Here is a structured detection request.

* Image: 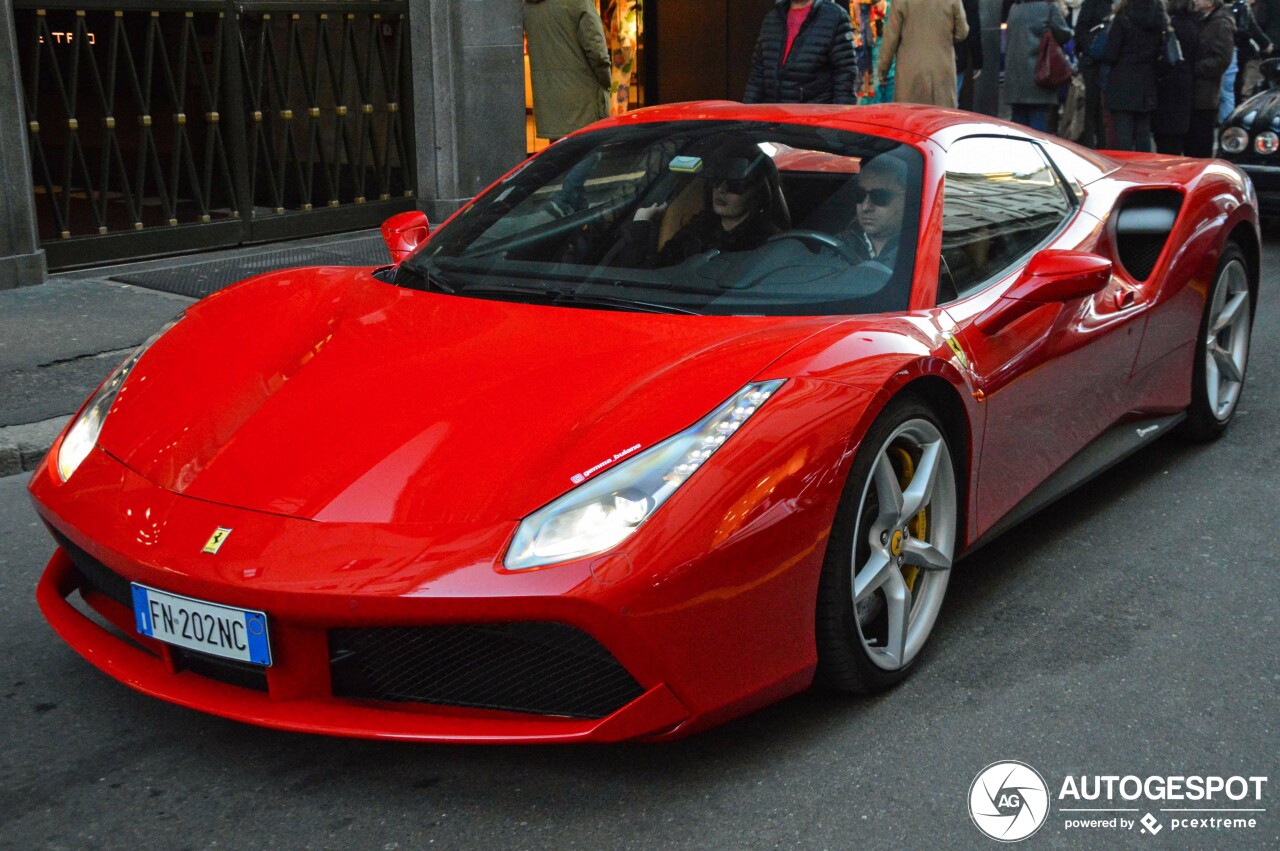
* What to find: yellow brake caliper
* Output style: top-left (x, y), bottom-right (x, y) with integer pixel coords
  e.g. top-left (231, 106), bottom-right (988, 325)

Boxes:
top-left (891, 446), bottom-right (927, 593)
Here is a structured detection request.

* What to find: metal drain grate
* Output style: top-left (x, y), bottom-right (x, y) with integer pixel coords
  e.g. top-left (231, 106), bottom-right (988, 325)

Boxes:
top-left (110, 235), bottom-right (389, 299)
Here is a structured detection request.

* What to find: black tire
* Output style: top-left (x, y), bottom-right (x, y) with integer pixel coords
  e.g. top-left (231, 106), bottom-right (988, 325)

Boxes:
top-left (1180, 241), bottom-right (1254, 442)
top-left (815, 396), bottom-right (959, 694)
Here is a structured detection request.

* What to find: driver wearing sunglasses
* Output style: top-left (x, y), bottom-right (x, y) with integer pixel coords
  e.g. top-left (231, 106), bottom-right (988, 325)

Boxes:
top-left (849, 154), bottom-right (907, 268)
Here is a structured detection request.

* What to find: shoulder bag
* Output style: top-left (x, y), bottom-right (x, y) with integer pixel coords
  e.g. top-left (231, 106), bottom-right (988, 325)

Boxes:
top-left (1036, 29), bottom-right (1073, 88)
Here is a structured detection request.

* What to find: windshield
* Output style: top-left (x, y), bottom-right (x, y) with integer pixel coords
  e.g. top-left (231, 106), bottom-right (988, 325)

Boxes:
top-left (408, 120), bottom-right (924, 316)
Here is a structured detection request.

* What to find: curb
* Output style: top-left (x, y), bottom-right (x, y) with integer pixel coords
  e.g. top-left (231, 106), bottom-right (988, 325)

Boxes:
top-left (0, 416), bottom-right (68, 478)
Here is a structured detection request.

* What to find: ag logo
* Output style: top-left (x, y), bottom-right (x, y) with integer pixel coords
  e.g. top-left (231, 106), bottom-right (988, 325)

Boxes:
top-left (969, 761), bottom-right (1050, 842)
top-left (202, 527), bottom-right (232, 554)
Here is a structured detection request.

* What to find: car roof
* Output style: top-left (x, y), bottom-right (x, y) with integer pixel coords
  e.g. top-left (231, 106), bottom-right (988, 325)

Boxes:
top-left (575, 101), bottom-right (1124, 199)
top-left (592, 101), bottom-right (1007, 143)
top-left (591, 101), bottom-right (1118, 168)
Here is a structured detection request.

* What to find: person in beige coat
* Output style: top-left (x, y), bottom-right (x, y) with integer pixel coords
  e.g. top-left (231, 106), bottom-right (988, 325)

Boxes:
top-left (877, 0), bottom-right (971, 107)
top-left (524, 0), bottom-right (612, 140)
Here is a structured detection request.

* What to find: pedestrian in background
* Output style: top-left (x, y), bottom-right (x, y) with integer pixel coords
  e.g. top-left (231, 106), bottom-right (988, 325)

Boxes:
top-left (744, 0), bottom-right (858, 105)
top-left (876, 0), bottom-right (969, 107)
top-left (1215, 0), bottom-right (1264, 119)
top-left (1155, 0), bottom-right (1203, 153)
top-left (1005, 0), bottom-right (1074, 131)
top-left (524, 0), bottom-right (612, 141)
top-left (1075, 0), bottom-right (1113, 147)
top-left (603, 0), bottom-right (639, 116)
top-left (1257, 0), bottom-right (1280, 54)
top-left (1233, 0), bottom-right (1273, 99)
top-left (956, 0), bottom-right (985, 109)
top-left (1187, 0), bottom-right (1237, 155)
top-left (1104, 0), bottom-right (1170, 150)
top-left (1047, 0), bottom-right (1083, 136)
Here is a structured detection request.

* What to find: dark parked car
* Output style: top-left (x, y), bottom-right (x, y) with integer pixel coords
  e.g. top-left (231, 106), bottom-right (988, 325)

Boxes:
top-left (1220, 58), bottom-right (1280, 214)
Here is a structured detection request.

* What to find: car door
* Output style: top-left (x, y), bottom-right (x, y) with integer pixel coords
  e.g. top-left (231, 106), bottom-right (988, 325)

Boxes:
top-left (935, 136), bottom-right (1146, 537)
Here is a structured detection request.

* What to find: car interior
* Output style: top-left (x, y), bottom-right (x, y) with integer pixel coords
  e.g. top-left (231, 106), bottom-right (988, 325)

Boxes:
top-left (416, 124), bottom-right (926, 316)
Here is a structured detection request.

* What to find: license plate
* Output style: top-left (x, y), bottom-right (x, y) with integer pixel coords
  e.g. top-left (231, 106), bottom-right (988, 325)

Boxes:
top-left (131, 583), bottom-right (271, 666)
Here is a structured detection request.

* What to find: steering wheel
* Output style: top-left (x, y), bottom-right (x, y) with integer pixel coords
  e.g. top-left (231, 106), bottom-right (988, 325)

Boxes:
top-left (766, 229), bottom-right (861, 264)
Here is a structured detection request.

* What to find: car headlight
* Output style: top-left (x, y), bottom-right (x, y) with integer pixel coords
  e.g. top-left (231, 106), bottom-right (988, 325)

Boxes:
top-left (57, 316), bottom-right (182, 481)
top-left (1220, 127), bottom-right (1249, 154)
top-left (505, 380), bottom-right (785, 569)
top-left (1254, 131), bottom-right (1279, 155)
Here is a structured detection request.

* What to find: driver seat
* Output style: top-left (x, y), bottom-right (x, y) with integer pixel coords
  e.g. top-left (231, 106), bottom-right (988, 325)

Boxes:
top-left (657, 177), bottom-right (706, 252)
top-left (765, 177), bottom-right (792, 234)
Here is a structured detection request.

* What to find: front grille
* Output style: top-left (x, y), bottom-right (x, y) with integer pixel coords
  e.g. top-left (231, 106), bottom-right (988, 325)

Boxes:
top-left (329, 623), bottom-right (645, 719)
top-left (52, 530), bottom-right (132, 609)
top-left (51, 530), bottom-right (268, 692)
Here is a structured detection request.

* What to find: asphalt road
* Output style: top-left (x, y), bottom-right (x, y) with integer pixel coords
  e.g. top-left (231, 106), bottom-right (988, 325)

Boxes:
top-left (2, 237), bottom-right (1278, 850)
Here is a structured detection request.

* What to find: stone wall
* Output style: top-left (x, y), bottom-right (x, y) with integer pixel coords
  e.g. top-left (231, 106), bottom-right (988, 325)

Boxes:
top-left (0, 1), bottom-right (46, 289)
top-left (410, 0), bottom-right (526, 223)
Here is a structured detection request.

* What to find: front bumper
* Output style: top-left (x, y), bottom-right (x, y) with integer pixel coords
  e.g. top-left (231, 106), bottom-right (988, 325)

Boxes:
top-left (29, 423), bottom-right (836, 742)
top-left (37, 549), bottom-right (689, 743)
top-left (29, 447), bottom-right (698, 743)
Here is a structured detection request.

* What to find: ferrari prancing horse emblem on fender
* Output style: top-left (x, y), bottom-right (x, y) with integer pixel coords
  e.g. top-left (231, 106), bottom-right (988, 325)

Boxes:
top-left (945, 334), bottom-right (970, 370)
top-left (202, 527), bottom-right (232, 554)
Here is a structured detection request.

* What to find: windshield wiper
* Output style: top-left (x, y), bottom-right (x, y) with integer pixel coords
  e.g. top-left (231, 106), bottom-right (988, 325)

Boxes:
top-left (456, 282), bottom-right (701, 315)
top-left (457, 282), bottom-right (560, 301)
top-left (553, 290), bottom-right (701, 315)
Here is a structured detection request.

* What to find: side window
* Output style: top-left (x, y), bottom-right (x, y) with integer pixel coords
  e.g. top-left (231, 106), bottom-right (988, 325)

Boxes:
top-left (939, 137), bottom-right (1073, 299)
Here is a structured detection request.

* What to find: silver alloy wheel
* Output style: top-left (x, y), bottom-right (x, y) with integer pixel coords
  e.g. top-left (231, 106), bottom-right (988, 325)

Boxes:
top-left (1204, 258), bottom-right (1252, 422)
top-left (850, 419), bottom-right (957, 671)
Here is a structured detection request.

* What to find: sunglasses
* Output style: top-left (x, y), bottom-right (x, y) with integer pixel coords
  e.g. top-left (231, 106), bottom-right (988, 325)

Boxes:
top-left (854, 187), bottom-right (900, 207)
top-left (706, 157), bottom-right (760, 195)
top-left (711, 176), bottom-right (751, 194)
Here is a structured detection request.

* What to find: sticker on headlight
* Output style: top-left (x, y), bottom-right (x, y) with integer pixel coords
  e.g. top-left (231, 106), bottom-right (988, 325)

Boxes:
top-left (572, 442), bottom-right (643, 484)
top-left (507, 381), bottom-right (784, 569)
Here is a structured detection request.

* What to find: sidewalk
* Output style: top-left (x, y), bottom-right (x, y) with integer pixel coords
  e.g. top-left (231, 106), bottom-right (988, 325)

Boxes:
top-left (0, 230), bottom-right (385, 477)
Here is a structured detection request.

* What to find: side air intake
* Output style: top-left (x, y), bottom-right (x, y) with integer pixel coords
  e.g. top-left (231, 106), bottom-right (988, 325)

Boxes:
top-left (1113, 190), bottom-right (1182, 282)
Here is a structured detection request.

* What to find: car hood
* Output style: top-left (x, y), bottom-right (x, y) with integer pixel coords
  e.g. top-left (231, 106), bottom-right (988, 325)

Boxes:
top-left (100, 267), bottom-right (838, 524)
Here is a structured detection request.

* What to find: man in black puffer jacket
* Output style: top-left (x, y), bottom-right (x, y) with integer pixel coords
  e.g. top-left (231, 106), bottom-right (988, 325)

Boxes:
top-left (744, 0), bottom-right (858, 104)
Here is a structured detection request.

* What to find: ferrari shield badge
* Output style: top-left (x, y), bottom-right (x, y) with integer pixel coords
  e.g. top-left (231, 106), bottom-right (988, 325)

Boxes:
top-left (202, 527), bottom-right (233, 554)
top-left (945, 334), bottom-right (970, 370)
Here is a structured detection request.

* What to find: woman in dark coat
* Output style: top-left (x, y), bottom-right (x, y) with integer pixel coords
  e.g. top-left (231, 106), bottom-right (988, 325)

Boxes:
top-left (1005, 0), bottom-right (1074, 130)
top-left (955, 0), bottom-right (985, 108)
top-left (1076, 0), bottom-right (1117, 148)
top-left (1155, 0), bottom-right (1203, 152)
top-left (1105, 0), bottom-right (1171, 150)
top-left (1187, 0), bottom-right (1238, 156)
top-left (612, 137), bottom-right (789, 268)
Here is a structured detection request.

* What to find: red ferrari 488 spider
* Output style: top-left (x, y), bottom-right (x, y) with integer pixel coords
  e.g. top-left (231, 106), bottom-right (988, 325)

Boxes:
top-left (30, 103), bottom-right (1257, 742)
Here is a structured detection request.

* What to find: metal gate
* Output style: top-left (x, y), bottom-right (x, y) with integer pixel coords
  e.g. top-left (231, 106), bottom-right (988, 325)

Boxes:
top-left (13, 0), bottom-right (415, 269)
